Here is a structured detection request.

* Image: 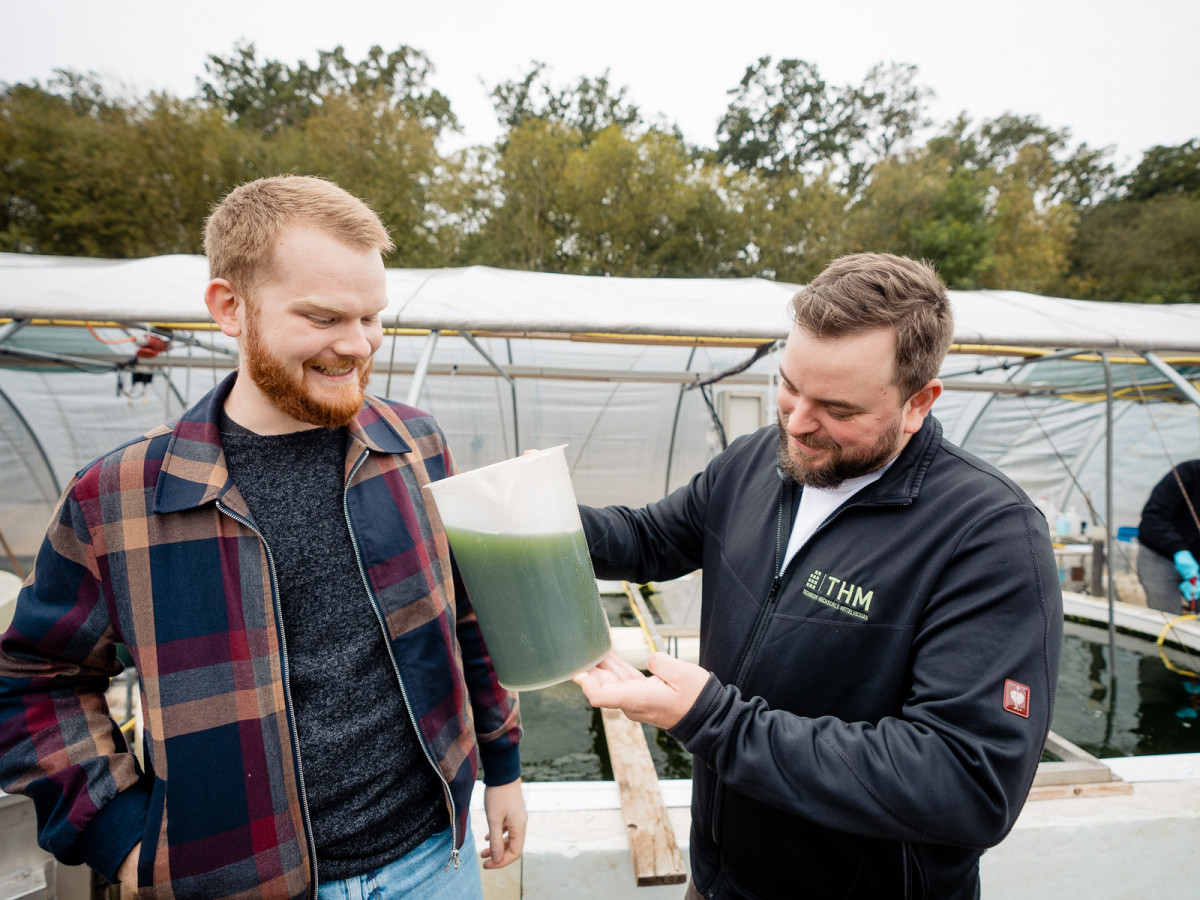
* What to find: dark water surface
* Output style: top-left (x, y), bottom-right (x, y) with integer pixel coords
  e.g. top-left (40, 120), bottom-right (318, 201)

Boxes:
top-left (1051, 618), bottom-right (1200, 758)
top-left (516, 617), bottom-right (1200, 782)
top-left (518, 591), bottom-right (693, 780)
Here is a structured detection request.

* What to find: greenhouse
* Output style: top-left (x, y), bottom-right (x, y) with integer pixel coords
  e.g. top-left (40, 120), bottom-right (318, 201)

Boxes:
top-left (3, 251), bottom-right (1200, 898)
top-left (2, 251), bottom-right (1198, 584)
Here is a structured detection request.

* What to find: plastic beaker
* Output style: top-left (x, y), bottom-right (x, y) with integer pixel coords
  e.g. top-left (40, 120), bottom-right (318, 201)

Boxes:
top-left (423, 445), bottom-right (610, 691)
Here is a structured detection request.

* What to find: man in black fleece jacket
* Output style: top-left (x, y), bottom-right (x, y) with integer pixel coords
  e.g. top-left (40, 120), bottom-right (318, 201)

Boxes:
top-left (574, 253), bottom-right (1063, 899)
top-left (1136, 460), bottom-right (1200, 612)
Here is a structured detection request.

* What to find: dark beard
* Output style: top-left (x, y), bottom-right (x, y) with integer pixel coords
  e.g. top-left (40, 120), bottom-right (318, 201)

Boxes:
top-left (776, 412), bottom-right (901, 489)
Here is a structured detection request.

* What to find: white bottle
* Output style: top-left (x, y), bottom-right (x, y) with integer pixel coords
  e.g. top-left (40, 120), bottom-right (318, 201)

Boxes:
top-left (1055, 511), bottom-right (1071, 537)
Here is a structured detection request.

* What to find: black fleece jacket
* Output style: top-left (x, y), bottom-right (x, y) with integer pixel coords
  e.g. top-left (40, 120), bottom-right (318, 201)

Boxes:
top-left (580, 415), bottom-right (1062, 900)
top-left (1137, 459), bottom-right (1200, 562)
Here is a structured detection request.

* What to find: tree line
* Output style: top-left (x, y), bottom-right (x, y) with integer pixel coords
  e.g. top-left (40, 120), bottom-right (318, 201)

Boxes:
top-left (2, 43), bottom-right (1197, 302)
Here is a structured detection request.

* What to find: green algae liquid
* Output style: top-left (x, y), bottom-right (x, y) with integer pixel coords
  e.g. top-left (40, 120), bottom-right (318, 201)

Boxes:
top-left (444, 527), bottom-right (610, 690)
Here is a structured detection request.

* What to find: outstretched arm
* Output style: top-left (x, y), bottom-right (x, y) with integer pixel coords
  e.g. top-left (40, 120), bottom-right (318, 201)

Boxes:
top-left (573, 651), bottom-right (712, 730)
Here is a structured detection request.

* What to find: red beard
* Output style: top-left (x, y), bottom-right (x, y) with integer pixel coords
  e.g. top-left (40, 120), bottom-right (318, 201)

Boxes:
top-left (243, 311), bottom-right (372, 429)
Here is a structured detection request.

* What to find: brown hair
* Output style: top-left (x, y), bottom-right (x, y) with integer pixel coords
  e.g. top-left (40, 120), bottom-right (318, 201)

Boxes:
top-left (203, 175), bottom-right (394, 297)
top-left (789, 252), bottom-right (954, 398)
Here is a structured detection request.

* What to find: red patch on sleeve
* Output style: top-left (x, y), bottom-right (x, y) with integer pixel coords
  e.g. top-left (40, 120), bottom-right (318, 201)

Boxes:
top-left (1003, 679), bottom-right (1030, 718)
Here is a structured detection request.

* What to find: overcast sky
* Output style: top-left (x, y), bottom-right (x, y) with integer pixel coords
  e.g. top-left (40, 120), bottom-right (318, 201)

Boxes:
top-left (4, 0), bottom-right (1197, 170)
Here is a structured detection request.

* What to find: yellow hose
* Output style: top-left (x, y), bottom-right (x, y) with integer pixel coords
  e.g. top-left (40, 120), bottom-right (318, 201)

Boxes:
top-left (1156, 613), bottom-right (1200, 678)
top-left (622, 581), bottom-right (659, 653)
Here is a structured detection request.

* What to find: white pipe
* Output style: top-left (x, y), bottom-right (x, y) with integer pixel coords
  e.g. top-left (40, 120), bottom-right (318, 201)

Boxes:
top-left (406, 331), bottom-right (440, 407)
top-left (1142, 351), bottom-right (1200, 409)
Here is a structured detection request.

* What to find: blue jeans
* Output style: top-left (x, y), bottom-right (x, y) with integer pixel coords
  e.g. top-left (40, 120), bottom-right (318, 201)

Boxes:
top-left (317, 820), bottom-right (483, 900)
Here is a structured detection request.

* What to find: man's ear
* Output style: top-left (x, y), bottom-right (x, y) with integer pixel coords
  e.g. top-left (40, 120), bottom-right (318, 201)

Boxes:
top-left (902, 378), bottom-right (942, 435)
top-left (204, 279), bottom-right (244, 338)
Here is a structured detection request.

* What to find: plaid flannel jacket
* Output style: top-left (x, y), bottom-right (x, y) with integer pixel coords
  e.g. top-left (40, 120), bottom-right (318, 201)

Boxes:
top-left (0, 374), bottom-right (521, 899)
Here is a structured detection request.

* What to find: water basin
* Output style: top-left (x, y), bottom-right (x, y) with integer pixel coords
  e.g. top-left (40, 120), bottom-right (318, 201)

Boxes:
top-left (517, 609), bottom-right (1200, 782)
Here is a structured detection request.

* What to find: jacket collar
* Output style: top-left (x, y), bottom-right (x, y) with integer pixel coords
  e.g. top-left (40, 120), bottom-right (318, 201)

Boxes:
top-left (153, 372), bottom-right (412, 514)
top-left (862, 414), bottom-right (942, 505)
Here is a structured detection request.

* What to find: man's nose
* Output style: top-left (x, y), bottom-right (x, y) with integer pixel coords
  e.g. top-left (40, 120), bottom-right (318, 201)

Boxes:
top-left (785, 397), bottom-right (820, 433)
top-left (332, 321), bottom-right (377, 359)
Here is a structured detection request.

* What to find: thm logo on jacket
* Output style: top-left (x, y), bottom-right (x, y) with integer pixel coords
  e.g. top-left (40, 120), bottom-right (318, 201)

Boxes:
top-left (803, 569), bottom-right (874, 621)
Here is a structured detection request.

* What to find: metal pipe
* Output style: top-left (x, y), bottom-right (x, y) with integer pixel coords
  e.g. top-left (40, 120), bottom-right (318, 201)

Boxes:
top-left (460, 331), bottom-right (521, 455)
top-left (139, 326), bottom-right (237, 358)
top-left (0, 525), bottom-right (24, 578)
top-left (507, 340), bottom-right (519, 457)
top-left (160, 370), bottom-right (187, 415)
top-left (939, 346), bottom-right (1087, 380)
top-left (1101, 351), bottom-right (1117, 701)
top-left (1141, 351), bottom-right (1200, 409)
top-left (0, 319), bottom-right (28, 345)
top-left (405, 331), bottom-right (439, 407)
top-left (0, 382), bottom-right (61, 497)
top-left (0, 344), bottom-right (118, 371)
top-left (460, 332), bottom-right (515, 385)
top-left (665, 348), bottom-right (698, 497)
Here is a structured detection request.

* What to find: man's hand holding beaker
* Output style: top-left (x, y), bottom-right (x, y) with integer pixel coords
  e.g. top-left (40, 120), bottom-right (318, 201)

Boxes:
top-left (573, 650), bottom-right (711, 730)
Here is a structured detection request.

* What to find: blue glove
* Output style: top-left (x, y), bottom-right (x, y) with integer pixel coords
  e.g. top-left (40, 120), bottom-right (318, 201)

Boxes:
top-left (1177, 551), bottom-right (1200, 604)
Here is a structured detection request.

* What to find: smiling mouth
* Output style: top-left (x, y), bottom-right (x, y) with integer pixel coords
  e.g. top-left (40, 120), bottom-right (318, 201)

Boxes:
top-left (794, 434), bottom-right (839, 454)
top-left (313, 365), bottom-right (354, 376)
top-left (794, 442), bottom-right (826, 456)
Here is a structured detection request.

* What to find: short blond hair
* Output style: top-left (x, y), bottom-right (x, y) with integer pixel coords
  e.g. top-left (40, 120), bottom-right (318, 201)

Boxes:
top-left (203, 175), bottom-right (394, 297)
top-left (789, 252), bottom-right (953, 398)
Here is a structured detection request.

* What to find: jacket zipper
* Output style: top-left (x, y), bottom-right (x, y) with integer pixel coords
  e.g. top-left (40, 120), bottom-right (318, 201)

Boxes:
top-left (342, 450), bottom-right (460, 872)
top-left (709, 480), bottom-right (790, 844)
top-left (707, 482), bottom-right (903, 845)
top-left (215, 501), bottom-right (323, 898)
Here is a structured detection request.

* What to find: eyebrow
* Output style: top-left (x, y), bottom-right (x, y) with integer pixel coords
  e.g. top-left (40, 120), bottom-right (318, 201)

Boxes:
top-left (821, 399), bottom-right (866, 413)
top-left (293, 300), bottom-right (382, 317)
top-left (293, 300), bottom-right (342, 314)
top-left (778, 368), bottom-right (866, 413)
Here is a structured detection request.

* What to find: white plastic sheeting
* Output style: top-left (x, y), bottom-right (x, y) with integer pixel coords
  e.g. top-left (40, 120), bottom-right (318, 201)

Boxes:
top-left (2, 253), bottom-right (1199, 576)
top-left (5, 254), bottom-right (1200, 350)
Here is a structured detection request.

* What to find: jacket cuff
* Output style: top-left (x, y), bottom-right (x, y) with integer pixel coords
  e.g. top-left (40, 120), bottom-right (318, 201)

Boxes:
top-left (667, 673), bottom-right (726, 752)
top-left (479, 742), bottom-right (522, 787)
top-left (77, 781), bottom-right (151, 884)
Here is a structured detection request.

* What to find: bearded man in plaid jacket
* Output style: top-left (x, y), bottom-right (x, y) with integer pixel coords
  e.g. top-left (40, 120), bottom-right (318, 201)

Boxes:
top-left (0, 175), bottom-right (525, 899)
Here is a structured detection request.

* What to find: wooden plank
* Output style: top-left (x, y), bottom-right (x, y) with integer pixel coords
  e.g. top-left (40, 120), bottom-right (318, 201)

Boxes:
top-left (600, 708), bottom-right (687, 886)
top-left (0, 865), bottom-right (48, 900)
top-left (1027, 780), bottom-right (1133, 801)
top-left (1033, 760), bottom-right (1114, 786)
top-left (1034, 729), bottom-right (1127, 796)
top-left (1043, 729), bottom-right (1100, 766)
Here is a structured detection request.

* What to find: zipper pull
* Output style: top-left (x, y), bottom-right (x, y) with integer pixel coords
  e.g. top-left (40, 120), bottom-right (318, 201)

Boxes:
top-left (768, 575), bottom-right (782, 603)
top-left (445, 847), bottom-right (461, 872)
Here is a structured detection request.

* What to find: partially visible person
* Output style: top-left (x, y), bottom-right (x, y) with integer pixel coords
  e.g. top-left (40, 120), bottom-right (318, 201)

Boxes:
top-left (574, 252), bottom-right (1062, 900)
top-left (1137, 459), bottom-right (1200, 613)
top-left (0, 174), bottom-right (524, 899)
